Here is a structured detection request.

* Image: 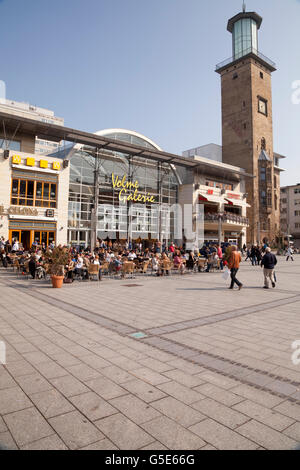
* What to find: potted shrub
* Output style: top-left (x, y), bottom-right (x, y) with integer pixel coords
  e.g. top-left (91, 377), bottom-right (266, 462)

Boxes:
top-left (46, 246), bottom-right (69, 288)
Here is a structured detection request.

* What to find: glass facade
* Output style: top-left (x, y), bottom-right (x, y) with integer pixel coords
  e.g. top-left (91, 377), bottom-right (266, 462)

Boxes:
top-left (67, 132), bottom-right (178, 247)
top-left (0, 139), bottom-right (21, 151)
top-left (232, 18), bottom-right (258, 60)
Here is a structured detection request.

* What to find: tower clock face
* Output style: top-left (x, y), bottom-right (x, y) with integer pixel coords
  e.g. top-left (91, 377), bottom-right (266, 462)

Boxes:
top-left (258, 99), bottom-right (267, 115)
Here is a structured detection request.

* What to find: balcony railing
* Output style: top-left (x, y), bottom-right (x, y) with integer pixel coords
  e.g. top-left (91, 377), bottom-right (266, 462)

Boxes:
top-left (216, 48), bottom-right (276, 71)
top-left (204, 212), bottom-right (249, 226)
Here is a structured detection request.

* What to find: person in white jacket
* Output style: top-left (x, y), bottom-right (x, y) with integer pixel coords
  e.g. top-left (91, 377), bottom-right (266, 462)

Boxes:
top-left (286, 246), bottom-right (294, 262)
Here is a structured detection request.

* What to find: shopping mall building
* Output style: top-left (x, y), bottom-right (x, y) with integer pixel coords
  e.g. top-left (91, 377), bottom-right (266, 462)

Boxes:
top-left (0, 111), bottom-right (251, 250)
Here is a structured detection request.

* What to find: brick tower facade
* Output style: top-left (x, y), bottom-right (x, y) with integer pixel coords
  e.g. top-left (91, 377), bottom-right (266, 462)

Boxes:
top-left (216, 10), bottom-right (281, 244)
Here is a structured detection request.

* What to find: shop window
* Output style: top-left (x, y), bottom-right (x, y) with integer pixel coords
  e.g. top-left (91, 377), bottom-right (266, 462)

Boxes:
top-left (10, 178), bottom-right (57, 208)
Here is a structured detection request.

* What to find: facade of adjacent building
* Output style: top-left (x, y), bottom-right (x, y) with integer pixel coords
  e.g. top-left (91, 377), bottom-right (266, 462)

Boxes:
top-left (0, 99), bottom-right (64, 155)
top-left (215, 9), bottom-right (285, 245)
top-left (280, 184), bottom-right (300, 248)
top-left (0, 148), bottom-right (69, 249)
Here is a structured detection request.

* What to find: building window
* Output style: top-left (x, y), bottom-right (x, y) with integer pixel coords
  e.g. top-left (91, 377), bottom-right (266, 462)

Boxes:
top-left (267, 192), bottom-right (272, 207)
top-left (258, 97), bottom-right (268, 116)
top-left (0, 139), bottom-right (21, 151)
top-left (260, 167), bottom-right (266, 181)
top-left (260, 72), bottom-right (264, 79)
top-left (11, 179), bottom-right (57, 208)
top-left (295, 211), bottom-right (300, 217)
top-left (261, 190), bottom-right (266, 206)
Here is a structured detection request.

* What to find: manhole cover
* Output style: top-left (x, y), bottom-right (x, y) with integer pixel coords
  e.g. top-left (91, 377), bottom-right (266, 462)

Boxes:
top-left (130, 332), bottom-right (147, 339)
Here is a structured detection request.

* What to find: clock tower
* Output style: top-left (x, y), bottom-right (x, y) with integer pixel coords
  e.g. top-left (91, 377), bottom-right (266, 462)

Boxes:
top-left (216, 8), bottom-right (280, 244)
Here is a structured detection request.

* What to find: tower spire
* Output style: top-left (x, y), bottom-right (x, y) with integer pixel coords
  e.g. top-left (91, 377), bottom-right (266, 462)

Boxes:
top-left (242, 1), bottom-right (246, 13)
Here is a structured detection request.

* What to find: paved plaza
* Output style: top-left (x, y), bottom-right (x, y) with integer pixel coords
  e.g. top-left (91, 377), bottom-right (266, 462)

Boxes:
top-left (0, 257), bottom-right (300, 450)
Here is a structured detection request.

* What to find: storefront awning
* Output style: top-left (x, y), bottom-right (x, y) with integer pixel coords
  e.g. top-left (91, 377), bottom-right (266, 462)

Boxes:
top-left (225, 198), bottom-right (251, 208)
top-left (199, 193), bottom-right (223, 204)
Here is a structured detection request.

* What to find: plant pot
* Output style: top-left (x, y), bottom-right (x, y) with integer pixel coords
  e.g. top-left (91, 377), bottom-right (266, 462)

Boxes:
top-left (51, 275), bottom-right (64, 289)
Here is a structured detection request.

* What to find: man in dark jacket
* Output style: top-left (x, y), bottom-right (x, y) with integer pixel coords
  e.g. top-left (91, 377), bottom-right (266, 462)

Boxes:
top-left (261, 247), bottom-right (277, 289)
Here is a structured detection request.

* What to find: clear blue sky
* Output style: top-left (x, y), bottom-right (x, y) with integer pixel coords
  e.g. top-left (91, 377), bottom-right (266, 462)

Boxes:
top-left (0, 0), bottom-right (299, 185)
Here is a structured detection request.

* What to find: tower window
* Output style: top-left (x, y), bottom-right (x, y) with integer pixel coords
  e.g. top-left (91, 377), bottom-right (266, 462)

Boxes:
top-left (243, 123), bottom-right (247, 129)
top-left (233, 73), bottom-right (238, 79)
top-left (243, 101), bottom-right (246, 107)
top-left (258, 98), bottom-right (268, 116)
top-left (260, 72), bottom-right (264, 79)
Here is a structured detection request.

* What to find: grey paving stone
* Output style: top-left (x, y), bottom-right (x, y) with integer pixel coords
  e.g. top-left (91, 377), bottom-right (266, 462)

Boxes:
top-left (79, 439), bottom-right (118, 450)
top-left (0, 416), bottom-right (7, 433)
top-left (163, 369), bottom-right (205, 388)
top-left (230, 384), bottom-right (285, 408)
top-left (34, 361), bottom-right (68, 379)
top-left (49, 411), bottom-right (104, 450)
top-left (5, 360), bottom-right (36, 377)
top-left (274, 401), bottom-right (300, 421)
top-left (15, 373), bottom-right (53, 395)
top-left (233, 400), bottom-right (295, 431)
top-left (109, 394), bottom-right (161, 425)
top-left (157, 381), bottom-right (205, 405)
top-left (194, 383), bottom-right (245, 407)
top-left (0, 386), bottom-right (32, 415)
top-left (3, 407), bottom-right (53, 447)
top-left (151, 397), bottom-right (206, 427)
top-left (236, 419), bottom-right (298, 450)
top-left (266, 380), bottom-right (299, 397)
top-left (69, 391), bottom-right (118, 421)
top-left (192, 398), bottom-right (249, 429)
top-left (141, 416), bottom-right (206, 450)
top-left (49, 375), bottom-right (89, 397)
top-left (85, 376), bottom-right (127, 400)
top-left (52, 352), bottom-right (83, 367)
top-left (100, 365), bottom-right (135, 384)
top-left (121, 378), bottom-right (167, 403)
top-left (20, 434), bottom-right (68, 450)
top-left (130, 367), bottom-right (171, 386)
top-left (189, 419), bottom-right (258, 450)
top-left (283, 422), bottom-right (300, 441)
top-left (95, 413), bottom-right (155, 450)
top-left (66, 363), bottom-right (102, 382)
top-left (0, 368), bottom-right (17, 390)
top-left (23, 351), bottom-right (51, 365)
top-left (30, 389), bottom-right (75, 419)
top-left (0, 431), bottom-right (18, 450)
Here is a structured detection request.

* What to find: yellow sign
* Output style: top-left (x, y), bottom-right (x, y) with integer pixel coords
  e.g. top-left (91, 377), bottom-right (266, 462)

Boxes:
top-left (27, 157), bottom-right (35, 167)
top-left (53, 161), bottom-right (61, 170)
top-left (12, 155), bottom-right (21, 164)
top-left (112, 173), bottom-right (156, 204)
top-left (40, 160), bottom-right (48, 169)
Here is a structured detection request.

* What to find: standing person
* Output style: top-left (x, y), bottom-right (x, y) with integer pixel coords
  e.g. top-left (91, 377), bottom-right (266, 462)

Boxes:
top-left (261, 247), bottom-right (277, 289)
top-left (286, 246), bottom-right (294, 262)
top-left (228, 246), bottom-right (243, 290)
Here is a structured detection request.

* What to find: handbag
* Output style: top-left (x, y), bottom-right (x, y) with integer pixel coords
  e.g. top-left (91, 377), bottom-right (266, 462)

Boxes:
top-left (222, 267), bottom-right (230, 281)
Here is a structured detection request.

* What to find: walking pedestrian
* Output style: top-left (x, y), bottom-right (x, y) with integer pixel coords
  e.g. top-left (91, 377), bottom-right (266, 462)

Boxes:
top-left (261, 247), bottom-right (277, 289)
top-left (228, 246), bottom-right (243, 290)
top-left (286, 246), bottom-right (294, 262)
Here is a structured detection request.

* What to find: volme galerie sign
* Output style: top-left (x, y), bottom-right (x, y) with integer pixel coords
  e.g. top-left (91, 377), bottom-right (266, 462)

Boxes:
top-left (112, 173), bottom-right (156, 204)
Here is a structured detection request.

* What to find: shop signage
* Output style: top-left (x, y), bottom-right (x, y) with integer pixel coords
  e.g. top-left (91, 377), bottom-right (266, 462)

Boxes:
top-left (46, 209), bottom-right (55, 218)
top-left (207, 189), bottom-right (214, 195)
top-left (11, 155), bottom-right (61, 171)
top-left (112, 173), bottom-right (156, 204)
top-left (227, 193), bottom-right (240, 200)
top-left (0, 205), bottom-right (38, 216)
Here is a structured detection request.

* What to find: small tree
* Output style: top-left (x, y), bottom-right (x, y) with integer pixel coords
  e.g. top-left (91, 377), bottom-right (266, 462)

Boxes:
top-left (46, 247), bottom-right (69, 276)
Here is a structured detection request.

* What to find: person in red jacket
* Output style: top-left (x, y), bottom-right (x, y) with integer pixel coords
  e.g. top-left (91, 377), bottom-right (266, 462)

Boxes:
top-left (228, 246), bottom-right (243, 290)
